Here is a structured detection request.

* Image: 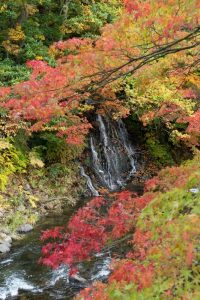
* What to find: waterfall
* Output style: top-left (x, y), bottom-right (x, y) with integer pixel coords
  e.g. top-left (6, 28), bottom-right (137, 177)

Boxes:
top-left (117, 119), bottom-right (136, 177)
top-left (81, 115), bottom-right (136, 194)
top-left (80, 166), bottom-right (100, 196)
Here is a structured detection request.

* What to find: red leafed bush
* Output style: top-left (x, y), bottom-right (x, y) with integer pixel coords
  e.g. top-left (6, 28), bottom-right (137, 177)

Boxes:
top-left (40, 191), bottom-right (155, 272)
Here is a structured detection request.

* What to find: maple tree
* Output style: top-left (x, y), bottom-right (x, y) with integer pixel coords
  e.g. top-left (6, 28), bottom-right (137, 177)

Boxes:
top-left (75, 155), bottom-right (200, 299)
top-left (0, 0), bottom-right (199, 147)
top-left (39, 153), bottom-right (200, 299)
top-left (0, 1), bottom-right (200, 298)
top-left (40, 190), bottom-right (154, 272)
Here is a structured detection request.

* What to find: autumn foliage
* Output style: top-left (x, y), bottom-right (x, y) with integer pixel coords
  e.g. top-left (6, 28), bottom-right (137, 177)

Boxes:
top-left (75, 155), bottom-right (200, 299)
top-left (40, 191), bottom-right (154, 272)
top-left (0, 1), bottom-right (200, 298)
top-left (40, 153), bottom-right (200, 299)
top-left (0, 0), bottom-right (199, 147)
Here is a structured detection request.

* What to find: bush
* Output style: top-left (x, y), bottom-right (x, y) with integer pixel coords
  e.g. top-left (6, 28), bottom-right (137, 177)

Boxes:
top-left (0, 138), bottom-right (28, 191)
top-left (0, 59), bottom-right (30, 86)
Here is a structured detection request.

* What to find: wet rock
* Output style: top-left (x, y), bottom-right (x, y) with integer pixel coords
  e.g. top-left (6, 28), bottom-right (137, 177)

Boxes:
top-left (0, 227), bottom-right (10, 235)
top-left (0, 235), bottom-right (12, 245)
top-left (70, 274), bottom-right (87, 284)
top-left (189, 188), bottom-right (199, 194)
top-left (17, 224), bottom-right (33, 234)
top-left (0, 232), bottom-right (12, 242)
top-left (0, 243), bottom-right (11, 253)
top-left (0, 233), bottom-right (12, 253)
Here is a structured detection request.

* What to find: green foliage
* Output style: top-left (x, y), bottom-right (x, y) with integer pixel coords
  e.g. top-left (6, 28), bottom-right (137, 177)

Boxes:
top-left (0, 139), bottom-right (28, 191)
top-left (61, 0), bottom-right (122, 38)
top-left (47, 163), bottom-right (71, 179)
top-left (7, 211), bottom-right (25, 231)
top-left (40, 132), bottom-right (84, 165)
top-left (0, 59), bottom-right (30, 86)
top-left (13, 129), bottom-right (30, 153)
top-left (0, 0), bottom-right (122, 86)
top-left (138, 188), bottom-right (199, 230)
top-left (145, 134), bottom-right (174, 166)
top-left (76, 154), bottom-right (200, 299)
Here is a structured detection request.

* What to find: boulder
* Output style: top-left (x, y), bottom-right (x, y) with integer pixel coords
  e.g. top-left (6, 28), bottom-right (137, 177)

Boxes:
top-left (0, 233), bottom-right (12, 244)
top-left (17, 224), bottom-right (33, 234)
top-left (0, 242), bottom-right (11, 253)
top-left (0, 232), bottom-right (12, 254)
top-left (189, 188), bottom-right (199, 194)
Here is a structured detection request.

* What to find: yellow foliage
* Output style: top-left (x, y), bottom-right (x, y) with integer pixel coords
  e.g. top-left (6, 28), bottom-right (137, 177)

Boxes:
top-left (48, 45), bottom-right (61, 59)
top-left (82, 5), bottom-right (92, 16)
top-left (0, 138), bottom-right (27, 191)
top-left (28, 213), bottom-right (38, 224)
top-left (29, 152), bottom-right (44, 168)
top-left (0, 4), bottom-right (7, 12)
top-left (35, 56), bottom-right (44, 60)
top-left (2, 40), bottom-right (20, 55)
top-left (0, 139), bottom-right (11, 150)
top-left (0, 195), bottom-right (10, 209)
top-left (35, 34), bottom-right (45, 41)
top-left (187, 74), bottom-right (200, 89)
top-left (8, 25), bottom-right (25, 42)
top-left (25, 4), bottom-right (38, 16)
top-left (78, 104), bottom-right (94, 112)
top-left (27, 195), bottom-right (39, 208)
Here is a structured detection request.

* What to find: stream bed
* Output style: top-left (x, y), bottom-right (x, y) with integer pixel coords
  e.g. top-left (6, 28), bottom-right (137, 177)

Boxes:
top-left (0, 116), bottom-right (141, 299)
top-left (0, 207), bottom-right (111, 300)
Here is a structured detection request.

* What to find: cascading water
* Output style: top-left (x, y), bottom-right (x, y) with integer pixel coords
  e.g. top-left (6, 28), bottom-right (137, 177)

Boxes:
top-left (80, 166), bottom-right (100, 197)
top-left (0, 212), bottom-right (111, 300)
top-left (81, 115), bottom-right (136, 194)
top-left (0, 115), bottom-right (138, 300)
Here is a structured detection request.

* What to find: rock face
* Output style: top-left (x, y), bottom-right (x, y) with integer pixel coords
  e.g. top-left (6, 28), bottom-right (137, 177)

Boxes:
top-left (17, 224), bottom-right (33, 234)
top-left (0, 232), bottom-right (12, 253)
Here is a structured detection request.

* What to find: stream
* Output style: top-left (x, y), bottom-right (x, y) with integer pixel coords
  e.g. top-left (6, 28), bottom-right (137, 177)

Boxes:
top-left (0, 116), bottom-right (138, 299)
top-left (0, 209), bottom-right (112, 300)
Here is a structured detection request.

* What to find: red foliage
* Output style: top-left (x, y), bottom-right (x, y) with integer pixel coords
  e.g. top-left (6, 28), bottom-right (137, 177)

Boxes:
top-left (41, 226), bottom-right (64, 241)
top-left (76, 282), bottom-right (109, 300)
top-left (131, 229), bottom-right (153, 260)
top-left (144, 177), bottom-right (160, 192)
top-left (109, 260), bottom-right (154, 289)
top-left (40, 191), bottom-right (155, 273)
top-left (0, 87), bottom-right (11, 99)
top-left (0, 0), bottom-right (198, 148)
top-left (56, 121), bottom-right (92, 145)
top-left (144, 162), bottom-right (200, 193)
top-left (181, 88), bottom-right (198, 99)
top-left (124, 0), bottom-right (139, 14)
top-left (186, 110), bottom-right (200, 135)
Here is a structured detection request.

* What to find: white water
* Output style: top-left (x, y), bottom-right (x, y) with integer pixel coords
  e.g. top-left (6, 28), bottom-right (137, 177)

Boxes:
top-left (0, 274), bottom-right (37, 300)
top-left (0, 116), bottom-right (137, 299)
top-left (82, 115), bottom-right (136, 193)
top-left (80, 166), bottom-right (100, 196)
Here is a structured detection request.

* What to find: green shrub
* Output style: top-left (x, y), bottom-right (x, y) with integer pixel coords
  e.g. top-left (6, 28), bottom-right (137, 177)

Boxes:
top-left (0, 139), bottom-right (28, 190)
top-left (41, 132), bottom-right (84, 165)
top-left (146, 134), bottom-right (174, 166)
top-left (0, 59), bottom-right (30, 86)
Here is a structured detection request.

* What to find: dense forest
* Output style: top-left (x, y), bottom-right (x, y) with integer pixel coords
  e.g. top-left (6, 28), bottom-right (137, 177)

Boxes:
top-left (0, 0), bottom-right (199, 299)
